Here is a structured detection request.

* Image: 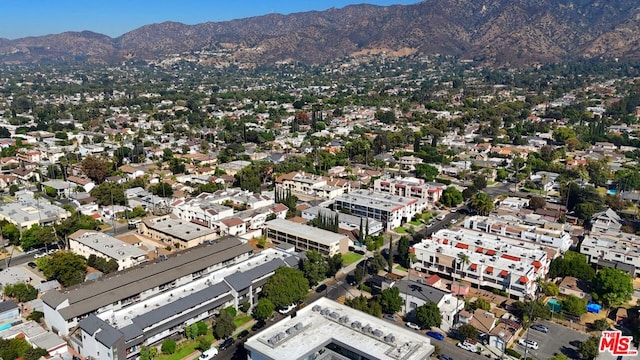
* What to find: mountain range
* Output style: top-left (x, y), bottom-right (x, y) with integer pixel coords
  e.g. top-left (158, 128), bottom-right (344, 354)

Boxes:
top-left (2, 0), bottom-right (640, 66)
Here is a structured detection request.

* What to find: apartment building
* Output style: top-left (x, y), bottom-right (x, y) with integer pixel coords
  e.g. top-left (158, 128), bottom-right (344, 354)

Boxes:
top-left (138, 215), bottom-right (218, 248)
top-left (580, 232), bottom-right (639, 276)
top-left (275, 171), bottom-right (353, 200)
top-left (43, 237), bottom-right (299, 359)
top-left (334, 189), bottom-right (427, 230)
top-left (68, 230), bottom-right (147, 270)
top-left (373, 176), bottom-right (444, 204)
top-left (411, 229), bottom-right (551, 299)
top-left (264, 218), bottom-right (349, 257)
top-left (463, 215), bottom-right (573, 252)
top-left (0, 190), bottom-right (71, 229)
top-left (301, 206), bottom-right (384, 236)
top-left (394, 279), bottom-right (463, 332)
top-left (244, 297), bottom-right (434, 360)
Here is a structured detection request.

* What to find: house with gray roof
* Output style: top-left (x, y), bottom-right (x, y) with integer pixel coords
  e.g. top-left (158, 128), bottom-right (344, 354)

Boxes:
top-left (394, 279), bottom-right (464, 332)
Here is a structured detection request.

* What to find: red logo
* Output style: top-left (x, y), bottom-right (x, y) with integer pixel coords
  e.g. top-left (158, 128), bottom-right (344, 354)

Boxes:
top-left (599, 331), bottom-right (638, 356)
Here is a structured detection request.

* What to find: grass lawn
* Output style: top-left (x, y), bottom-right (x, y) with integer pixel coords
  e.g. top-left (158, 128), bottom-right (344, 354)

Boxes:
top-left (409, 220), bottom-right (421, 226)
top-left (234, 314), bottom-right (253, 328)
top-left (156, 334), bottom-right (214, 360)
top-left (343, 252), bottom-right (363, 265)
top-left (395, 226), bottom-right (407, 234)
top-left (395, 264), bottom-right (408, 272)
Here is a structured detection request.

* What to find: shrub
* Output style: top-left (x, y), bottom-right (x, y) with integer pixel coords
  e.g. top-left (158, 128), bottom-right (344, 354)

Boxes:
top-left (222, 306), bottom-right (237, 317)
top-left (196, 321), bottom-right (208, 336)
top-left (27, 311), bottom-right (44, 322)
top-left (161, 339), bottom-right (176, 354)
top-left (195, 337), bottom-right (210, 352)
top-left (240, 301), bottom-right (251, 313)
top-left (505, 348), bottom-right (522, 359)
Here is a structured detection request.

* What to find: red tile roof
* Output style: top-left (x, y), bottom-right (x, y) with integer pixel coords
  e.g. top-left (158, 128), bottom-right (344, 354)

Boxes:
top-left (500, 270), bottom-right (509, 277)
top-left (501, 254), bottom-right (521, 262)
top-left (455, 243), bottom-right (469, 250)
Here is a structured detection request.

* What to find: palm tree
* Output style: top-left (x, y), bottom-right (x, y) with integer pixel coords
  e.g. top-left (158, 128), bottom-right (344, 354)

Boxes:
top-left (470, 192), bottom-right (494, 216)
top-left (457, 253), bottom-right (470, 274)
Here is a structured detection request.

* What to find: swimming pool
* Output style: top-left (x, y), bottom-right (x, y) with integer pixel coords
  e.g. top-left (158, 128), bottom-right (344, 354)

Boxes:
top-left (607, 189), bottom-right (618, 195)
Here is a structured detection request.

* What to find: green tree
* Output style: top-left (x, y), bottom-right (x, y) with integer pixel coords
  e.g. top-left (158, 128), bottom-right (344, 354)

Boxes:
top-left (262, 267), bottom-right (309, 309)
top-left (20, 224), bottom-right (56, 250)
top-left (379, 287), bottom-right (403, 314)
top-left (214, 311), bottom-right (236, 339)
top-left (345, 295), bottom-right (382, 317)
top-left (161, 339), bottom-right (176, 354)
top-left (301, 250), bottom-right (329, 286)
top-left (472, 298), bottom-right (491, 311)
top-left (457, 323), bottom-right (479, 340)
top-left (3, 282), bottom-right (38, 302)
top-left (90, 182), bottom-right (126, 206)
top-left (151, 182), bottom-right (173, 197)
top-left (439, 186), bottom-right (463, 208)
top-left (252, 298), bottom-right (275, 321)
top-left (397, 236), bottom-right (410, 267)
top-left (529, 196), bottom-right (546, 210)
top-left (139, 346), bottom-right (158, 360)
top-left (562, 295), bottom-right (587, 317)
top-left (548, 251), bottom-right (595, 281)
top-left (415, 302), bottom-right (442, 328)
top-left (469, 192), bottom-right (494, 216)
top-left (1, 222), bottom-right (20, 245)
top-left (327, 253), bottom-right (343, 278)
top-left (540, 281), bottom-right (559, 296)
top-left (38, 251), bottom-right (87, 287)
top-left (578, 335), bottom-right (599, 360)
top-left (593, 268), bottom-right (634, 307)
top-left (415, 164), bottom-right (439, 181)
top-left (195, 337), bottom-right (210, 352)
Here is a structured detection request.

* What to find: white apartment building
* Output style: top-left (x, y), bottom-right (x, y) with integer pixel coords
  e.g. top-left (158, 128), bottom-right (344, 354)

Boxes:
top-left (245, 297), bottom-right (434, 360)
top-left (68, 230), bottom-right (147, 270)
top-left (580, 233), bottom-right (640, 276)
top-left (411, 229), bottom-right (551, 299)
top-left (463, 215), bottom-right (573, 252)
top-left (275, 171), bottom-right (353, 200)
top-left (394, 280), bottom-right (464, 332)
top-left (373, 176), bottom-right (444, 204)
top-left (301, 206), bottom-right (384, 236)
top-left (334, 189), bottom-right (427, 230)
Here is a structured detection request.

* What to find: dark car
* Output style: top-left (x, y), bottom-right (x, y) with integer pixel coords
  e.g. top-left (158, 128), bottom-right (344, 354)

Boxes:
top-left (439, 355), bottom-right (454, 360)
top-left (219, 338), bottom-right (234, 351)
top-left (237, 329), bottom-right (250, 339)
top-left (426, 330), bottom-right (445, 341)
top-left (316, 284), bottom-right (327, 293)
top-left (251, 321), bottom-right (265, 331)
top-left (27, 262), bottom-right (37, 269)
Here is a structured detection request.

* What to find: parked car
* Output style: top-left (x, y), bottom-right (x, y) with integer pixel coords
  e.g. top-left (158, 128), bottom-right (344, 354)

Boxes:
top-left (405, 322), bottom-right (421, 330)
top-left (251, 321), bottom-right (265, 331)
top-left (316, 284), bottom-right (327, 293)
top-left (426, 331), bottom-right (445, 341)
top-left (199, 348), bottom-right (218, 360)
top-left (27, 262), bottom-right (37, 269)
top-left (518, 338), bottom-right (539, 350)
top-left (278, 303), bottom-right (296, 314)
top-left (457, 341), bottom-right (478, 352)
top-left (237, 330), bottom-right (250, 339)
top-left (219, 338), bottom-right (234, 351)
top-left (530, 324), bottom-right (549, 333)
top-left (383, 314), bottom-right (398, 322)
top-left (438, 355), bottom-right (454, 360)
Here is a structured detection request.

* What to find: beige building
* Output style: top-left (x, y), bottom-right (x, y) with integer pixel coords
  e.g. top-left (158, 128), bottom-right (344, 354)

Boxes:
top-left (264, 219), bottom-right (348, 257)
top-left (138, 215), bottom-right (218, 249)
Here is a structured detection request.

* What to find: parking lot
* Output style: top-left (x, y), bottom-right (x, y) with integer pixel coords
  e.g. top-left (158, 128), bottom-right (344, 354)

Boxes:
top-left (516, 320), bottom-right (587, 359)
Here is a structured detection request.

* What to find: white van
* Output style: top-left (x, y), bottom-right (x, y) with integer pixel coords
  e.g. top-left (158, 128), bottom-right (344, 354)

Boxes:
top-left (199, 348), bottom-right (218, 360)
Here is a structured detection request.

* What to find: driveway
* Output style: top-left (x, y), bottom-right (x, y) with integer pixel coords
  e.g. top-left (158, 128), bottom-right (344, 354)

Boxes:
top-left (516, 320), bottom-right (587, 359)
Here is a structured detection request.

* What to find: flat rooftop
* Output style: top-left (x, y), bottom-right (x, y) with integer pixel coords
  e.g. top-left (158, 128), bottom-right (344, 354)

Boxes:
top-left (265, 219), bottom-right (348, 246)
top-left (143, 216), bottom-right (216, 241)
top-left (69, 230), bottom-right (147, 261)
top-left (245, 297), bottom-right (434, 360)
top-left (336, 190), bottom-right (421, 211)
top-left (42, 236), bottom-right (252, 321)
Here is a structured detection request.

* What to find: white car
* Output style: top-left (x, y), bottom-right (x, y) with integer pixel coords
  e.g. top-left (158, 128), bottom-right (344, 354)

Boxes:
top-left (518, 338), bottom-right (539, 350)
top-left (457, 341), bottom-right (477, 352)
top-left (405, 322), bottom-right (421, 330)
top-left (278, 303), bottom-right (296, 314)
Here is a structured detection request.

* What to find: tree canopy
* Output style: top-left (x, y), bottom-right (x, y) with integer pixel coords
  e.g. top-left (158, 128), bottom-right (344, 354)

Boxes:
top-left (378, 287), bottom-right (403, 314)
top-left (593, 268), bottom-right (633, 307)
top-left (252, 298), bottom-right (275, 321)
top-left (548, 251), bottom-right (595, 281)
top-left (37, 251), bottom-right (87, 287)
top-left (262, 267), bottom-right (309, 309)
top-left (415, 302), bottom-right (442, 328)
top-left (214, 311), bottom-right (236, 339)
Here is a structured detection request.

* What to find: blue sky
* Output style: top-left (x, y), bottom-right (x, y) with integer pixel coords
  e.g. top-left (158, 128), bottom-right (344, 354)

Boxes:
top-left (0, 0), bottom-right (420, 39)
